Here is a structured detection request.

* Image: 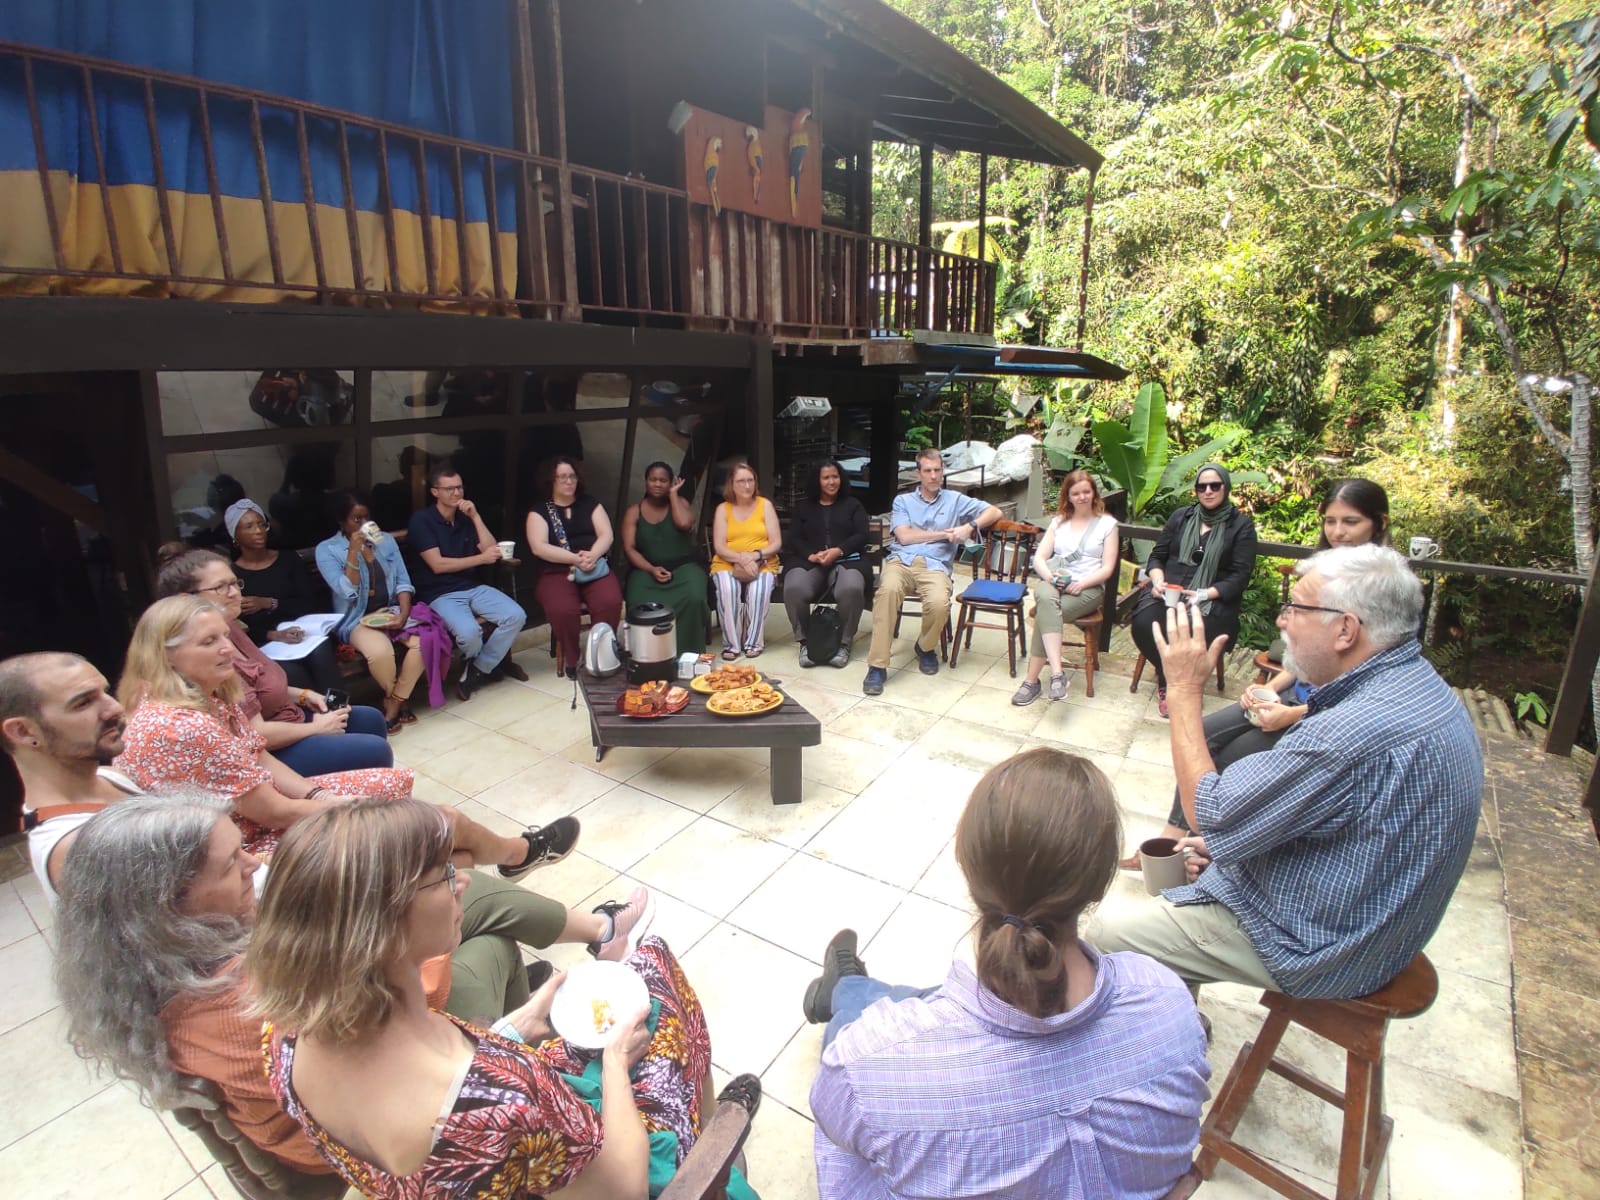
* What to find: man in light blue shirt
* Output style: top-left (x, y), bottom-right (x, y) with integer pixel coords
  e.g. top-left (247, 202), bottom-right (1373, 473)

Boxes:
top-left (1091, 544), bottom-right (1483, 1001)
top-left (862, 448), bottom-right (1000, 695)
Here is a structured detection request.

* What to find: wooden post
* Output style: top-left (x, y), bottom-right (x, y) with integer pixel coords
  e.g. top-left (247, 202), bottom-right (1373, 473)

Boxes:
top-left (977, 152), bottom-right (988, 266)
top-left (1074, 169), bottom-right (1097, 352)
top-left (917, 143), bottom-right (933, 330)
top-left (546, 0), bottom-right (582, 320)
top-left (749, 337), bottom-right (775, 492)
top-left (1544, 550), bottom-right (1600, 756)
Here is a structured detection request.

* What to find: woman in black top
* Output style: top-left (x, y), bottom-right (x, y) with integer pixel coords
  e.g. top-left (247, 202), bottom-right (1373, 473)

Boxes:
top-left (225, 499), bottom-right (340, 693)
top-left (525, 457), bottom-right (624, 677)
top-left (1129, 464), bottom-right (1258, 717)
top-left (784, 461), bottom-right (871, 669)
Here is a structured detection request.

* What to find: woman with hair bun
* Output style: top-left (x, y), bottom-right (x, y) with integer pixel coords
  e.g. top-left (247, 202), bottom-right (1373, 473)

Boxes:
top-left (803, 747), bottom-right (1209, 1199)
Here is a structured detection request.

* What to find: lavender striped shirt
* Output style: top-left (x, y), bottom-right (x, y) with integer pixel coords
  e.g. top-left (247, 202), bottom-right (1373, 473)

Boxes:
top-left (810, 949), bottom-right (1210, 1199)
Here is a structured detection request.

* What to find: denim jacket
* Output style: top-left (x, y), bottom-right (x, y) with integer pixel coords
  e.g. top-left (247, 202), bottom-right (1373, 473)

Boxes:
top-left (314, 532), bottom-right (415, 643)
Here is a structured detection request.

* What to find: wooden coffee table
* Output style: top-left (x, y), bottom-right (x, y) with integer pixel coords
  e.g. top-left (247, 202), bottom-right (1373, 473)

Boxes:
top-left (578, 671), bottom-right (822, 805)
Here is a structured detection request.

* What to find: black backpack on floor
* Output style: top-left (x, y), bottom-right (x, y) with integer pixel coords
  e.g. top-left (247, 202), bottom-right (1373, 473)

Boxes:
top-left (806, 604), bottom-right (844, 662)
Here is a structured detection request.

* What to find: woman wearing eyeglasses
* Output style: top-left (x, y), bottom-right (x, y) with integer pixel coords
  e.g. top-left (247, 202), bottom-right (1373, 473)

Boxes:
top-left (1129, 464), bottom-right (1258, 719)
top-left (1123, 477), bottom-right (1390, 862)
top-left (155, 549), bottom-right (396, 776)
top-left (251, 798), bottom-right (759, 1200)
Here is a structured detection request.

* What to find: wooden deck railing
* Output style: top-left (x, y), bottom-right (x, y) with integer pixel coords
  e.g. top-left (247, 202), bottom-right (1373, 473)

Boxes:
top-left (0, 40), bottom-right (998, 338)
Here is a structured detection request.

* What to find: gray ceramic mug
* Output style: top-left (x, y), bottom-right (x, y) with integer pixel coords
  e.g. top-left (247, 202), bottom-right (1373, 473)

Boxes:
top-left (1139, 836), bottom-right (1191, 895)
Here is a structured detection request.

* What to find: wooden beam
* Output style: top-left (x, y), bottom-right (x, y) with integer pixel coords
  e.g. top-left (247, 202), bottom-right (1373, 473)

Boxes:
top-left (0, 442), bottom-right (108, 532)
top-left (977, 152), bottom-right (988, 265)
top-left (1545, 551), bottom-right (1600, 756)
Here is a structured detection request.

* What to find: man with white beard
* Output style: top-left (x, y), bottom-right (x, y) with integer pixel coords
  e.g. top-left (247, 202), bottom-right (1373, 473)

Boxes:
top-left (1090, 544), bottom-right (1482, 1002)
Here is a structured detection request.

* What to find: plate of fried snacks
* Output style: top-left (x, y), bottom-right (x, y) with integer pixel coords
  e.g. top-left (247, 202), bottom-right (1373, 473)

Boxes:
top-left (689, 664), bottom-right (763, 694)
top-left (615, 680), bottom-right (690, 718)
top-left (705, 681), bottom-right (784, 717)
top-left (549, 960), bottom-right (649, 1050)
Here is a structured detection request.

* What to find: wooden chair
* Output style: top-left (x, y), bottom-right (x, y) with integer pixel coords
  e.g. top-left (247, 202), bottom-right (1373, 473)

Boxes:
top-left (1131, 649), bottom-right (1226, 695)
top-left (169, 1075), bottom-right (348, 1199)
top-left (1024, 601), bottom-right (1104, 696)
top-left (176, 1071), bottom-right (764, 1200)
top-left (948, 520), bottom-right (1043, 675)
top-left (1195, 953), bottom-right (1438, 1200)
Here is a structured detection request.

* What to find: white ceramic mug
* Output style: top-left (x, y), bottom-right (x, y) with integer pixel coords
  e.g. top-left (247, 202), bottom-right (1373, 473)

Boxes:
top-left (1409, 536), bottom-right (1439, 559)
top-left (497, 540), bottom-right (515, 560)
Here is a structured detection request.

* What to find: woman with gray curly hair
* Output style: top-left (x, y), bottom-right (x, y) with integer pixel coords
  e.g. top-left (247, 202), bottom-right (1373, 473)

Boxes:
top-left (52, 793), bottom-right (337, 1174)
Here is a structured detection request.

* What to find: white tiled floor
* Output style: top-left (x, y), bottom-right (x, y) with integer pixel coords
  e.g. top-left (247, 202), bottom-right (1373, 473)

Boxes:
top-left (0, 612), bottom-right (1523, 1198)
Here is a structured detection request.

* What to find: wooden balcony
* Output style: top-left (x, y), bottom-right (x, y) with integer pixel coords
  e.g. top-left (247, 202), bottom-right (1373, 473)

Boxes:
top-left (0, 41), bottom-right (995, 340)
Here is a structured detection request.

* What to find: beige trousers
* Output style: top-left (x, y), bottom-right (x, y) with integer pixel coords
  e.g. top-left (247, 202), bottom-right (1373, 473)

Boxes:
top-left (1087, 890), bottom-right (1277, 997)
top-left (866, 556), bottom-right (953, 668)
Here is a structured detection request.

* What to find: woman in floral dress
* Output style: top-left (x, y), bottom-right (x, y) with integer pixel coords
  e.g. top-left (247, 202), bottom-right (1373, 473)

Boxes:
top-left (114, 596), bottom-right (550, 876)
top-left (250, 798), bottom-right (759, 1199)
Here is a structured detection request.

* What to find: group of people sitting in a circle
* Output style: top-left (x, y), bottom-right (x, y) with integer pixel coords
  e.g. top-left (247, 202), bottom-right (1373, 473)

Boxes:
top-left (3, 441), bottom-right (1485, 1198)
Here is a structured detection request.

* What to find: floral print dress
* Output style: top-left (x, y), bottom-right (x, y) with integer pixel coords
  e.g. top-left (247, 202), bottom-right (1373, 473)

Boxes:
top-left (265, 938), bottom-right (715, 1199)
top-left (115, 699), bottom-right (413, 856)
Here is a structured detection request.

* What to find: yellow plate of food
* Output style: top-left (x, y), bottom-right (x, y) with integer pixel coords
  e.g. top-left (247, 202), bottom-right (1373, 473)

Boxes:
top-left (705, 681), bottom-right (785, 717)
top-left (689, 665), bottom-right (763, 694)
top-left (548, 960), bottom-right (649, 1050)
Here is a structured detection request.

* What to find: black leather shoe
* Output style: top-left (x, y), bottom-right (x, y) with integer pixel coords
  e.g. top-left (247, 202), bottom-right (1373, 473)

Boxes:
top-left (803, 929), bottom-right (865, 1023)
top-left (456, 664), bottom-right (485, 702)
top-left (496, 658), bottom-right (529, 683)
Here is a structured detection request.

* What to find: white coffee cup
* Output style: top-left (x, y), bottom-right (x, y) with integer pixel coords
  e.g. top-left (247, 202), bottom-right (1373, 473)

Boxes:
top-left (1409, 536), bottom-right (1439, 559)
top-left (1244, 685), bottom-right (1279, 726)
top-left (1161, 584), bottom-right (1185, 608)
top-left (497, 540), bottom-right (515, 560)
top-left (358, 520), bottom-right (385, 545)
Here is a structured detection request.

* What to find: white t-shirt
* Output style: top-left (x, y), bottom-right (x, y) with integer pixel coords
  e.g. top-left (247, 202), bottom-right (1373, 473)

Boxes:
top-left (25, 768), bottom-right (144, 907)
top-left (1046, 513), bottom-right (1116, 584)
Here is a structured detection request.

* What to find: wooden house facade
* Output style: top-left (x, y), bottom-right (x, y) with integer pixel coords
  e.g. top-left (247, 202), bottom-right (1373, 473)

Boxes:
top-left (0, 0), bottom-right (1115, 674)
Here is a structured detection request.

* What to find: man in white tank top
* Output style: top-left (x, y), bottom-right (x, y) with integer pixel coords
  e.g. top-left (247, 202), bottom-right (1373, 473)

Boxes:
top-left (0, 652), bottom-right (143, 903)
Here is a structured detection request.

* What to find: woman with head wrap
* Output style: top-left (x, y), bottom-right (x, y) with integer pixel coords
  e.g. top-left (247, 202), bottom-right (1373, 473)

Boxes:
top-left (1128, 465), bottom-right (1258, 718)
top-left (215, 500), bottom-right (339, 693)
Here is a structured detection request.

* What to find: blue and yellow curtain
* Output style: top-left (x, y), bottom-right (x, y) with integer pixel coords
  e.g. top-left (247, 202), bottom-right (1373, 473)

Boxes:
top-left (0, 0), bottom-right (522, 304)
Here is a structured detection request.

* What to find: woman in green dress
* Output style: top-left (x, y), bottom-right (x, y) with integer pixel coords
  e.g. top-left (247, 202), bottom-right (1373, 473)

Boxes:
top-left (620, 461), bottom-right (710, 653)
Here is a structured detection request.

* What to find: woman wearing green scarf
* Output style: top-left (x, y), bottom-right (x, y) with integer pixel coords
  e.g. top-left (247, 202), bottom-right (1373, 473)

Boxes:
top-left (1129, 464), bottom-right (1258, 717)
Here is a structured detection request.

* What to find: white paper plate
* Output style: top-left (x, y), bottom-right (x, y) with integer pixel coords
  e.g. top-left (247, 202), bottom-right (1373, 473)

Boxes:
top-left (549, 960), bottom-right (649, 1050)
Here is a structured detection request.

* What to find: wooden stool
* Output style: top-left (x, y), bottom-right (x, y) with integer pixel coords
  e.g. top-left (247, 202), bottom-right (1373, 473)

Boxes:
top-left (1131, 651), bottom-right (1226, 694)
top-left (1196, 953), bottom-right (1439, 1200)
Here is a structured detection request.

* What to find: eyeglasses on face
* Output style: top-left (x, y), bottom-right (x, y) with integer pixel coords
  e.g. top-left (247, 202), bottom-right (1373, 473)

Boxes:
top-left (194, 579), bottom-right (242, 596)
top-left (420, 861), bottom-right (458, 891)
top-left (553, 472), bottom-right (578, 482)
top-left (433, 484), bottom-right (465, 493)
top-left (1279, 601), bottom-right (1362, 624)
top-left (1195, 481), bottom-right (1225, 492)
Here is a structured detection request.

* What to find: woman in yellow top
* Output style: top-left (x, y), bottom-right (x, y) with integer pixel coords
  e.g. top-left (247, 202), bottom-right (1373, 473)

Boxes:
top-left (710, 462), bottom-right (782, 659)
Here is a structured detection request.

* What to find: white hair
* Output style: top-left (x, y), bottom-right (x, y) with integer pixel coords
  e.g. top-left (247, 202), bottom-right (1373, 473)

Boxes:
top-left (1296, 544), bottom-right (1422, 651)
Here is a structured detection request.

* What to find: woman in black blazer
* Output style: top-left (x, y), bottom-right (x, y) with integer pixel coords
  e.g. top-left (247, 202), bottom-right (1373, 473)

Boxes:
top-left (1129, 464), bottom-right (1258, 716)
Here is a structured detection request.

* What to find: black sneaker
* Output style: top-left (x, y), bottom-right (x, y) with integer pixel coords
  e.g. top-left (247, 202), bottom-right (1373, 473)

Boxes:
top-left (456, 663), bottom-right (487, 702)
top-left (525, 959), bottom-right (554, 993)
top-left (499, 816), bottom-right (581, 880)
top-left (496, 658), bottom-right (530, 683)
top-left (802, 928), bottom-right (865, 1024)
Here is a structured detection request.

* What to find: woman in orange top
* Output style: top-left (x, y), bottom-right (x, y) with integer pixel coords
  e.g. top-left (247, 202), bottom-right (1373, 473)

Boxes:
top-left (710, 462), bottom-right (782, 659)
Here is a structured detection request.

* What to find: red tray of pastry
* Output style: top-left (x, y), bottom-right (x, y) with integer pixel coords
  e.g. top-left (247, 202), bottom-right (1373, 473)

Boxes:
top-left (614, 683), bottom-right (690, 718)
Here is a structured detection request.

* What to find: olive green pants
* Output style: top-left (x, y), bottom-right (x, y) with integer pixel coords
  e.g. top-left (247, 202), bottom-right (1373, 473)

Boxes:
top-left (446, 871), bottom-right (568, 1025)
top-left (1028, 580), bottom-right (1103, 659)
top-left (1087, 890), bottom-right (1277, 999)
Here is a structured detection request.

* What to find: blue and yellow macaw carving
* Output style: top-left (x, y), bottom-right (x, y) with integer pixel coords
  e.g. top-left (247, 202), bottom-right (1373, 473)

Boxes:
top-left (744, 126), bottom-right (764, 205)
top-left (704, 136), bottom-right (723, 215)
top-left (788, 108), bottom-right (812, 219)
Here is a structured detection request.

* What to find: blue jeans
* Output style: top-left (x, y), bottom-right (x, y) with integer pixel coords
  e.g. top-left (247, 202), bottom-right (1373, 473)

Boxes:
top-left (273, 705), bottom-right (394, 775)
top-left (822, 977), bottom-right (938, 1049)
top-left (429, 585), bottom-right (526, 673)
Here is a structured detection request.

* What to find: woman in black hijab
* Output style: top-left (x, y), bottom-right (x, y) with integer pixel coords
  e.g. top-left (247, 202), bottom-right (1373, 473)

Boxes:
top-left (1128, 464), bottom-right (1258, 717)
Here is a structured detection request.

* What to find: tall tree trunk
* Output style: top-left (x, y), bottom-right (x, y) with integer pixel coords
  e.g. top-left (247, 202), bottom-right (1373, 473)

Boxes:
top-left (1438, 101), bottom-right (1475, 445)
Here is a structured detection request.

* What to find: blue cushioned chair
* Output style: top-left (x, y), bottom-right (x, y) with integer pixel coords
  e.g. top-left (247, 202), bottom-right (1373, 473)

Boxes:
top-left (949, 519), bottom-right (1042, 675)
